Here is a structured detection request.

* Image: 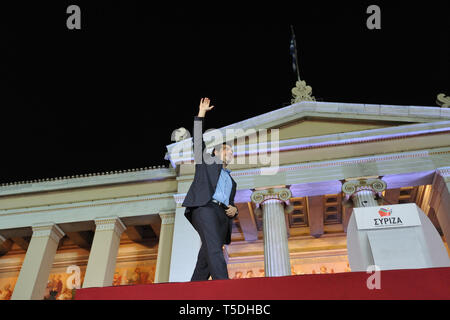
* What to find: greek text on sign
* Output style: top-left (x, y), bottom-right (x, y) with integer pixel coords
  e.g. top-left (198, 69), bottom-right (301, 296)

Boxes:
top-left (353, 203), bottom-right (421, 230)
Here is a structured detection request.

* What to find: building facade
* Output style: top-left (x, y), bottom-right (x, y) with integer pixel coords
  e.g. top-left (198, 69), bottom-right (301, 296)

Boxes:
top-left (1, 101), bottom-right (449, 299)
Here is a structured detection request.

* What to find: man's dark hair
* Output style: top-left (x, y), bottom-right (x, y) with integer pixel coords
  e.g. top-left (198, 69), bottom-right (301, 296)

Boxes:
top-left (211, 142), bottom-right (232, 157)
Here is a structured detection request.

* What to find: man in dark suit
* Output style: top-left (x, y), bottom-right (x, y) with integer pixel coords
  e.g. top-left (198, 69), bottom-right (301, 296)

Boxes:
top-left (182, 97), bottom-right (238, 281)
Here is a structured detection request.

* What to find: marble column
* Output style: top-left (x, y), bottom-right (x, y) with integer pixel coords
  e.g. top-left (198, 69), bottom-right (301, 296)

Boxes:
top-left (342, 178), bottom-right (387, 208)
top-left (342, 178), bottom-right (388, 272)
top-left (82, 217), bottom-right (126, 288)
top-left (11, 223), bottom-right (65, 300)
top-left (251, 187), bottom-right (292, 277)
top-left (154, 211), bottom-right (175, 283)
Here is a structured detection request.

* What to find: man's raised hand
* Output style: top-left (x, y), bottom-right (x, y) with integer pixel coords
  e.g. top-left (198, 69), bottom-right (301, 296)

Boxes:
top-left (198, 97), bottom-right (214, 117)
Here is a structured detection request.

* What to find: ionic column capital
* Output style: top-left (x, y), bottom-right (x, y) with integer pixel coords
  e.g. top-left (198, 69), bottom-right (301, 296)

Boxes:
top-left (94, 216), bottom-right (126, 237)
top-left (159, 212), bottom-right (175, 225)
top-left (255, 188), bottom-right (292, 277)
top-left (342, 177), bottom-right (387, 197)
top-left (31, 223), bottom-right (65, 243)
top-left (342, 177), bottom-right (387, 208)
top-left (251, 187), bottom-right (292, 205)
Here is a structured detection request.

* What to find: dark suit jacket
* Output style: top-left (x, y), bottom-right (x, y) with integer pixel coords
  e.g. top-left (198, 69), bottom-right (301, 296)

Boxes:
top-left (182, 116), bottom-right (238, 245)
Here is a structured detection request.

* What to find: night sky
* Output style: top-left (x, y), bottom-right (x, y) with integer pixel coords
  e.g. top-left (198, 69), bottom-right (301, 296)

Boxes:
top-left (1, 2), bottom-right (449, 184)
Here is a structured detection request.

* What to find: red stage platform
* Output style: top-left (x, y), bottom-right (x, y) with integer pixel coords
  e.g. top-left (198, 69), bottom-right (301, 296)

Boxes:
top-left (75, 267), bottom-right (450, 300)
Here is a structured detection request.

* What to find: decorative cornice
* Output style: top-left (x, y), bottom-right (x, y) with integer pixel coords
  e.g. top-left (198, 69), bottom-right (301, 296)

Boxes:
top-left (0, 165), bottom-right (170, 186)
top-left (0, 192), bottom-right (175, 217)
top-left (0, 166), bottom-right (176, 196)
top-left (229, 148), bottom-right (450, 178)
top-left (172, 149), bottom-right (450, 203)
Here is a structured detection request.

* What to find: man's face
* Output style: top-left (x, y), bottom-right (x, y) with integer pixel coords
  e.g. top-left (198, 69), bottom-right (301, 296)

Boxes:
top-left (216, 145), bottom-right (233, 164)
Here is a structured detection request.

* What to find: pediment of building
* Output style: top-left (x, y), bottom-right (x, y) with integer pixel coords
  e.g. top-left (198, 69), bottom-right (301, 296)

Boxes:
top-left (166, 101), bottom-right (450, 166)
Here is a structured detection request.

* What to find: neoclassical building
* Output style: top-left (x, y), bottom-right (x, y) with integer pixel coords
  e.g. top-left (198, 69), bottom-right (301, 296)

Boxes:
top-left (1, 100), bottom-right (449, 299)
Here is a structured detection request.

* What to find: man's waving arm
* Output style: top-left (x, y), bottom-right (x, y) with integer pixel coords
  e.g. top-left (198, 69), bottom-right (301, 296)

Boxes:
top-left (194, 97), bottom-right (214, 164)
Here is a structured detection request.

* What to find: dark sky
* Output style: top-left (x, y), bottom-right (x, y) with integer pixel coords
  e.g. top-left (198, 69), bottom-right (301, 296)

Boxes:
top-left (1, 2), bottom-right (449, 184)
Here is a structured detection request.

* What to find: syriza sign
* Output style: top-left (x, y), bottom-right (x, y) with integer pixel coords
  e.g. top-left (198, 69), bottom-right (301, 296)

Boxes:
top-left (353, 203), bottom-right (422, 230)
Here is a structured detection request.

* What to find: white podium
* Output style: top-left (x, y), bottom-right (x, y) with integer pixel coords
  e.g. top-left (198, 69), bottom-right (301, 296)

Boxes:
top-left (347, 203), bottom-right (450, 271)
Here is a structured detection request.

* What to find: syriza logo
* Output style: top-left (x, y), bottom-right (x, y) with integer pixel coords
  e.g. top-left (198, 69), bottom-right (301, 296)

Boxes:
top-left (373, 207), bottom-right (403, 227)
top-left (378, 207), bottom-right (392, 217)
top-left (354, 203), bottom-right (421, 230)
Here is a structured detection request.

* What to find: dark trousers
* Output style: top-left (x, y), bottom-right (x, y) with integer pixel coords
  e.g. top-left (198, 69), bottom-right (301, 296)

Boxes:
top-left (190, 202), bottom-right (229, 280)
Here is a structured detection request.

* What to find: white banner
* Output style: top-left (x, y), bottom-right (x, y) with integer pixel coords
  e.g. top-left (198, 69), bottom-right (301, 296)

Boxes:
top-left (353, 203), bottom-right (422, 230)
